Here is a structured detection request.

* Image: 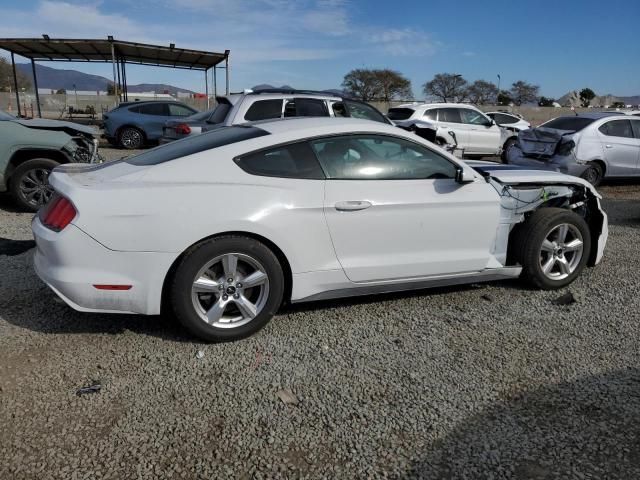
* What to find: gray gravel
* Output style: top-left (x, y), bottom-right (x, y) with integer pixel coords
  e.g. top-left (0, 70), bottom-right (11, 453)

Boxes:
top-left (1, 154), bottom-right (640, 478)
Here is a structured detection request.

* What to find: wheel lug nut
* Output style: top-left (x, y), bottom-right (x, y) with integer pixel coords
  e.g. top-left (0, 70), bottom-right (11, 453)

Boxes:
top-left (227, 278), bottom-right (233, 283)
top-left (223, 295), bottom-right (228, 300)
top-left (218, 285), bottom-right (224, 291)
top-left (233, 293), bottom-right (240, 299)
top-left (236, 283), bottom-right (242, 288)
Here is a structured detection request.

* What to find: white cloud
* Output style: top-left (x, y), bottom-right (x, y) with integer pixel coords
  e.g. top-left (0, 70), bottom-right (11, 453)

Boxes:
top-left (368, 28), bottom-right (438, 56)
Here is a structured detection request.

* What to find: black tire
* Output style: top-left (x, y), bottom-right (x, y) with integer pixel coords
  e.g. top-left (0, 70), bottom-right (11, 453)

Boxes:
top-left (580, 162), bottom-right (604, 187)
top-left (509, 208), bottom-right (591, 290)
top-left (170, 235), bottom-right (285, 342)
top-left (9, 158), bottom-right (59, 212)
top-left (117, 126), bottom-right (145, 149)
top-left (501, 137), bottom-right (517, 163)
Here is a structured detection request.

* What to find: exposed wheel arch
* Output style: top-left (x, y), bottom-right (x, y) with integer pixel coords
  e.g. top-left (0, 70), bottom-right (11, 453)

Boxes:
top-left (161, 231), bottom-right (293, 316)
top-left (7, 149), bottom-right (69, 182)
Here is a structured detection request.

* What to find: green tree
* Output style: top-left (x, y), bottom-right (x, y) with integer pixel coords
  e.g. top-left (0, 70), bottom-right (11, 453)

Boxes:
top-left (55, 88), bottom-right (66, 95)
top-left (579, 88), bottom-right (596, 107)
top-left (341, 69), bottom-right (379, 102)
top-left (510, 80), bottom-right (539, 106)
top-left (0, 57), bottom-right (33, 92)
top-left (497, 90), bottom-right (513, 105)
top-left (423, 73), bottom-right (468, 103)
top-left (611, 101), bottom-right (626, 109)
top-left (107, 83), bottom-right (116, 96)
top-left (466, 80), bottom-right (498, 105)
top-left (373, 69), bottom-right (412, 102)
top-left (538, 96), bottom-right (555, 107)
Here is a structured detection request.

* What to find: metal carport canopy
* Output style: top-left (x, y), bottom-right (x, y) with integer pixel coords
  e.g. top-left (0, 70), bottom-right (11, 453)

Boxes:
top-left (0, 36), bottom-right (230, 116)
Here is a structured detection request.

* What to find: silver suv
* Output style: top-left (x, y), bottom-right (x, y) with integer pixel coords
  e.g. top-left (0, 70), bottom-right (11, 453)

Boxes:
top-left (161, 89), bottom-right (390, 143)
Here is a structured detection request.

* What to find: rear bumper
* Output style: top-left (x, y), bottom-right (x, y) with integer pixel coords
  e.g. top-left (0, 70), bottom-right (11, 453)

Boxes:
top-left (32, 217), bottom-right (176, 315)
top-left (507, 148), bottom-right (588, 177)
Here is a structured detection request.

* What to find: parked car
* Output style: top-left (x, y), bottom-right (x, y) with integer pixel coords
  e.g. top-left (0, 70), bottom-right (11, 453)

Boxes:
top-left (33, 117), bottom-right (607, 342)
top-left (160, 89), bottom-right (390, 143)
top-left (103, 101), bottom-right (198, 149)
top-left (0, 110), bottom-right (100, 211)
top-left (388, 103), bottom-right (514, 159)
top-left (507, 112), bottom-right (639, 186)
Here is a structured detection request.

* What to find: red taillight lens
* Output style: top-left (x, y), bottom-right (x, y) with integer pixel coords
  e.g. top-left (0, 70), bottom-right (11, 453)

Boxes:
top-left (39, 195), bottom-right (77, 231)
top-left (175, 123), bottom-right (191, 135)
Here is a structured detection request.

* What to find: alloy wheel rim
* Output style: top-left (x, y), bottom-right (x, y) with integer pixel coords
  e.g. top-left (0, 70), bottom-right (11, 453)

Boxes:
top-left (190, 253), bottom-right (270, 329)
top-left (585, 167), bottom-right (600, 185)
top-left (121, 129), bottom-right (141, 148)
top-left (538, 223), bottom-right (584, 280)
top-left (20, 168), bottom-right (53, 207)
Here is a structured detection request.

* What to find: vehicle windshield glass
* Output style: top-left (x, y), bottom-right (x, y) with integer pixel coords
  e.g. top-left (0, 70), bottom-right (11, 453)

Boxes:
top-left (124, 126), bottom-right (269, 166)
top-left (387, 108), bottom-right (415, 120)
top-left (0, 110), bottom-right (15, 120)
top-left (344, 100), bottom-right (387, 123)
top-left (542, 117), bottom-right (596, 132)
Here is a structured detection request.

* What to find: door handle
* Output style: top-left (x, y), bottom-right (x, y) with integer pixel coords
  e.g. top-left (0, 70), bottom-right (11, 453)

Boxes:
top-left (605, 144), bottom-right (613, 149)
top-left (335, 200), bottom-right (372, 211)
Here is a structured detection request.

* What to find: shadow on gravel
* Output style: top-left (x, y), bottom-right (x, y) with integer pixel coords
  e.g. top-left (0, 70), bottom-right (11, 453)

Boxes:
top-left (0, 193), bottom-right (21, 213)
top-left (403, 368), bottom-right (640, 479)
top-left (0, 237), bottom-right (35, 256)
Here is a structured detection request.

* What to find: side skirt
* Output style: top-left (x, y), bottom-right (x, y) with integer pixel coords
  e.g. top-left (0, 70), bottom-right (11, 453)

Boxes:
top-left (292, 267), bottom-right (522, 303)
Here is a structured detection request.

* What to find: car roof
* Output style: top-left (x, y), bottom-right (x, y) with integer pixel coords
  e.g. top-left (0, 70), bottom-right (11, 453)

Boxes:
top-left (571, 112), bottom-right (626, 119)
top-left (391, 102), bottom-right (480, 110)
top-left (249, 116), bottom-right (399, 136)
top-left (119, 100), bottom-right (187, 108)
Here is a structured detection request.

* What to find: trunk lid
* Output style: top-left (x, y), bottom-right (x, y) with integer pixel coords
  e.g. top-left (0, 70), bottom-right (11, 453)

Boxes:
top-left (517, 127), bottom-right (576, 158)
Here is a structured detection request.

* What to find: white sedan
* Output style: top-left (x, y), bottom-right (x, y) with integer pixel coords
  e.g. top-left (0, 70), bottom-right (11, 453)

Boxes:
top-left (32, 118), bottom-right (608, 342)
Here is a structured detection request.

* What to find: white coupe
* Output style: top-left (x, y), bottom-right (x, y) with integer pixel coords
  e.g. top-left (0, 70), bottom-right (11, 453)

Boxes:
top-left (32, 118), bottom-right (608, 341)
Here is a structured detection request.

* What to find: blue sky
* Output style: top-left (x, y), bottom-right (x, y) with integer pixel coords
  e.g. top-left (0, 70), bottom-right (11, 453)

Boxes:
top-left (1, 0), bottom-right (639, 98)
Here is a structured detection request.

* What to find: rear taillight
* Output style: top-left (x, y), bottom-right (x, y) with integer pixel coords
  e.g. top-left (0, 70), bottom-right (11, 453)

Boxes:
top-left (175, 123), bottom-right (191, 135)
top-left (39, 195), bottom-right (77, 231)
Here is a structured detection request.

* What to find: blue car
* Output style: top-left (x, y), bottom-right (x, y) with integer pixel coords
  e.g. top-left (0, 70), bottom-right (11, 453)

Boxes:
top-left (103, 101), bottom-right (198, 149)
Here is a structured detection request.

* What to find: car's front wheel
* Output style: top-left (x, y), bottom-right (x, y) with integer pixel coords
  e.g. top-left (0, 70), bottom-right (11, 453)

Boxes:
top-left (511, 208), bottom-right (591, 290)
top-left (9, 158), bottom-right (59, 211)
top-left (501, 137), bottom-right (517, 163)
top-left (170, 236), bottom-right (285, 342)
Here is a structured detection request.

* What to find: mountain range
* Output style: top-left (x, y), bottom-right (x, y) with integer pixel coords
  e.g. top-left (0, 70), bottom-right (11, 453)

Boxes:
top-left (16, 63), bottom-right (195, 94)
top-left (557, 90), bottom-right (640, 107)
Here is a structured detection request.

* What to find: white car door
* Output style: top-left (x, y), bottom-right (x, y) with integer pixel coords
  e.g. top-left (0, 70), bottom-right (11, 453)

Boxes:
top-left (310, 134), bottom-right (501, 283)
top-left (460, 108), bottom-right (502, 155)
top-left (435, 108), bottom-right (470, 148)
top-left (598, 119), bottom-right (640, 176)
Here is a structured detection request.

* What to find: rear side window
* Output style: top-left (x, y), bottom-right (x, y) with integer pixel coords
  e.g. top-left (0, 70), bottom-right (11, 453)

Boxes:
top-left (344, 100), bottom-right (387, 123)
top-left (125, 126), bottom-right (270, 166)
top-left (598, 120), bottom-right (634, 138)
top-left (168, 104), bottom-right (196, 116)
top-left (138, 103), bottom-right (168, 116)
top-left (438, 108), bottom-right (462, 123)
top-left (244, 100), bottom-right (283, 121)
top-left (543, 117), bottom-right (595, 132)
top-left (387, 108), bottom-right (415, 121)
top-left (491, 113), bottom-right (518, 124)
top-left (235, 142), bottom-right (325, 179)
top-left (631, 120), bottom-right (640, 138)
top-left (283, 98), bottom-right (329, 118)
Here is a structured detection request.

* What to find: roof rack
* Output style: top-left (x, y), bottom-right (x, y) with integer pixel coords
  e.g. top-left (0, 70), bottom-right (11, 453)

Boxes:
top-left (247, 88), bottom-right (356, 99)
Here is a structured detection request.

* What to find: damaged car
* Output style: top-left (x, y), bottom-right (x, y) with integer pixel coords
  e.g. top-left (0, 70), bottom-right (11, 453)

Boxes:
top-left (0, 110), bottom-right (100, 211)
top-left (507, 112), bottom-right (640, 186)
top-left (32, 117), bottom-right (607, 342)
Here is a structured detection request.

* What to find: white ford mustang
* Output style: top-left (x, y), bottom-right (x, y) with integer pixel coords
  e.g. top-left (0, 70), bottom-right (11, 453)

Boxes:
top-left (32, 118), bottom-right (608, 341)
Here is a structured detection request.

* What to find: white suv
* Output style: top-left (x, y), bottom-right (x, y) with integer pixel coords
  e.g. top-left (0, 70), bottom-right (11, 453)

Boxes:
top-left (388, 103), bottom-right (513, 158)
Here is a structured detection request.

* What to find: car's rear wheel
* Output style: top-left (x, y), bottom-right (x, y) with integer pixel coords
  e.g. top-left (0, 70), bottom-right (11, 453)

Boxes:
top-left (9, 158), bottom-right (59, 211)
top-left (580, 162), bottom-right (603, 187)
top-left (118, 127), bottom-right (144, 149)
top-left (170, 236), bottom-right (284, 342)
top-left (501, 137), bottom-right (517, 163)
top-left (511, 208), bottom-right (591, 290)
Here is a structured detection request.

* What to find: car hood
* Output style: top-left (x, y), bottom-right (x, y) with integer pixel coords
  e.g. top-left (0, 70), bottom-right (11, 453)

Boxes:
top-left (13, 118), bottom-right (97, 136)
top-left (517, 127), bottom-right (575, 157)
top-left (464, 160), bottom-right (598, 194)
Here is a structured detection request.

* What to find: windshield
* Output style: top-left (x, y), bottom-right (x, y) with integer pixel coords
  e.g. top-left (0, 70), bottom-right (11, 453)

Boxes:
top-left (0, 110), bottom-right (15, 120)
top-left (541, 117), bottom-right (596, 132)
top-left (125, 126), bottom-right (269, 166)
top-left (344, 100), bottom-right (388, 124)
top-left (387, 108), bottom-right (415, 121)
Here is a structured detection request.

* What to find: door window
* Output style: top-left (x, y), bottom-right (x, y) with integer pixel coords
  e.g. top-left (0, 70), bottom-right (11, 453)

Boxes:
top-left (168, 104), bottom-right (196, 116)
top-left (460, 109), bottom-right (491, 126)
top-left (490, 113), bottom-right (518, 125)
top-left (599, 120), bottom-right (634, 138)
top-left (437, 108), bottom-right (462, 123)
top-left (244, 99), bottom-right (283, 121)
top-left (423, 109), bottom-right (437, 121)
top-left (344, 100), bottom-right (387, 123)
top-left (235, 142), bottom-right (325, 179)
top-left (283, 98), bottom-right (329, 117)
top-left (138, 103), bottom-right (168, 116)
top-left (631, 120), bottom-right (640, 138)
top-left (310, 135), bottom-right (457, 180)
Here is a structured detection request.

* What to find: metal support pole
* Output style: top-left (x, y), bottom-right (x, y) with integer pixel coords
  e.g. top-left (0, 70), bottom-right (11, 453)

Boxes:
top-left (225, 55), bottom-right (229, 95)
top-left (11, 52), bottom-right (21, 117)
top-left (205, 68), bottom-right (209, 109)
top-left (31, 59), bottom-right (42, 118)
top-left (110, 42), bottom-right (119, 104)
top-left (116, 58), bottom-right (122, 102)
top-left (121, 58), bottom-right (128, 101)
top-left (213, 66), bottom-right (217, 99)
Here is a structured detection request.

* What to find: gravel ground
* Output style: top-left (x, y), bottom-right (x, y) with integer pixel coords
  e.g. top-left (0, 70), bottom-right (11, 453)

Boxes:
top-left (1, 150), bottom-right (640, 479)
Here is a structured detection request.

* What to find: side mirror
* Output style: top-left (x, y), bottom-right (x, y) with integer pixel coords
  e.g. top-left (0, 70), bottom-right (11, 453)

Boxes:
top-left (455, 167), bottom-right (475, 184)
